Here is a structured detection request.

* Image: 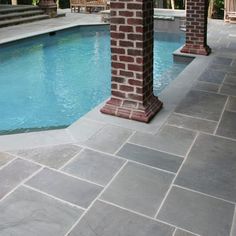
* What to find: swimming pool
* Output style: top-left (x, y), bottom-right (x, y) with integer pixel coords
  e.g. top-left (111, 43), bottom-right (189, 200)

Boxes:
top-left (0, 25), bottom-right (187, 134)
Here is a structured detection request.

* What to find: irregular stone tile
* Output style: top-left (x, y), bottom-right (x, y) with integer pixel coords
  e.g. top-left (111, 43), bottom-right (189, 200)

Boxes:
top-left (226, 96), bottom-right (236, 111)
top-left (174, 229), bottom-right (197, 236)
top-left (175, 90), bottom-right (227, 121)
top-left (84, 125), bottom-right (133, 154)
top-left (198, 69), bottom-right (226, 84)
top-left (10, 144), bottom-right (81, 169)
top-left (167, 113), bottom-right (217, 134)
top-left (68, 200), bottom-right (174, 236)
top-left (130, 125), bottom-right (196, 156)
top-left (0, 152), bottom-right (14, 167)
top-left (216, 111), bottom-right (236, 139)
top-left (211, 56), bottom-right (233, 65)
top-left (157, 187), bottom-right (234, 236)
top-left (62, 149), bottom-right (125, 186)
top-left (101, 162), bottom-right (174, 217)
top-left (192, 81), bottom-right (220, 93)
top-left (0, 158), bottom-right (40, 199)
top-left (220, 83), bottom-right (236, 96)
top-left (0, 186), bottom-right (83, 236)
top-left (175, 134), bottom-right (236, 202)
top-left (117, 143), bottom-right (183, 173)
top-left (224, 74), bottom-right (236, 85)
top-left (26, 168), bottom-right (103, 208)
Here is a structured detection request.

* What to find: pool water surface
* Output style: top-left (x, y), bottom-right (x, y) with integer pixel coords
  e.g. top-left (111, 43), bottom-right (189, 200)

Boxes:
top-left (0, 26), bottom-right (187, 134)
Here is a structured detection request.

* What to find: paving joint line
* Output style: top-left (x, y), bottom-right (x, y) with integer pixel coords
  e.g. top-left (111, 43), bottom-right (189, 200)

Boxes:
top-left (154, 132), bottom-right (199, 219)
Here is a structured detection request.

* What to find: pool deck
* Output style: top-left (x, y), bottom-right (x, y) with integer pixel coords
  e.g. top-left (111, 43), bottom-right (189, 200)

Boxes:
top-left (0, 12), bottom-right (236, 236)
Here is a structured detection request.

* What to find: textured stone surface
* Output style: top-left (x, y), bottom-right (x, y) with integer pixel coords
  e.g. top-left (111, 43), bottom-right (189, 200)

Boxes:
top-left (130, 125), bottom-right (196, 156)
top-left (10, 144), bottom-right (81, 169)
top-left (0, 158), bottom-right (40, 199)
top-left (68, 200), bottom-right (174, 236)
top-left (167, 113), bottom-right (217, 133)
top-left (226, 96), bottom-right (236, 111)
top-left (175, 134), bottom-right (236, 202)
top-left (157, 187), bottom-right (234, 236)
top-left (175, 90), bottom-right (227, 121)
top-left (220, 83), bottom-right (236, 96)
top-left (26, 168), bottom-right (103, 208)
top-left (84, 125), bottom-right (132, 154)
top-left (224, 74), bottom-right (236, 85)
top-left (101, 162), bottom-right (174, 216)
top-left (192, 81), bottom-right (220, 92)
top-left (174, 229), bottom-right (197, 236)
top-left (62, 149), bottom-right (125, 186)
top-left (211, 56), bottom-right (233, 65)
top-left (198, 69), bottom-right (225, 84)
top-left (0, 186), bottom-right (83, 236)
top-left (117, 143), bottom-right (183, 173)
top-left (216, 111), bottom-right (236, 139)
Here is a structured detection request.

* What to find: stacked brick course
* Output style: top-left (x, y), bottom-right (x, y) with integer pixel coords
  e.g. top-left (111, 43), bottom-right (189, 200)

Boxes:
top-left (100, 0), bottom-right (163, 123)
top-left (181, 0), bottom-right (211, 55)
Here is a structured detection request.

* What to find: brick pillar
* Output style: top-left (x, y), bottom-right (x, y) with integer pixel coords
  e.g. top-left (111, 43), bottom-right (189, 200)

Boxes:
top-left (181, 0), bottom-right (211, 55)
top-left (100, 0), bottom-right (163, 123)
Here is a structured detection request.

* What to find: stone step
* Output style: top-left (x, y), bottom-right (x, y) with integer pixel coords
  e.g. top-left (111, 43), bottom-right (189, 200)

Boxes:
top-left (0, 5), bottom-right (39, 14)
top-left (0, 10), bottom-right (44, 20)
top-left (0, 14), bottom-right (49, 28)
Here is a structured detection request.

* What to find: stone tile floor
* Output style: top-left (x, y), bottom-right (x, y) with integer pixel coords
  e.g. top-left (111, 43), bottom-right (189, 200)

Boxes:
top-left (0, 15), bottom-right (236, 236)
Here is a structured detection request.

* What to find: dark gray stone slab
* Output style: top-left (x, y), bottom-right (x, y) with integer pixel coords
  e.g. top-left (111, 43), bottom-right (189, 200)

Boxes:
top-left (26, 168), bottom-right (103, 208)
top-left (62, 149), bottom-right (125, 186)
top-left (10, 144), bottom-right (81, 169)
top-left (224, 74), bottom-right (236, 85)
top-left (130, 125), bottom-right (196, 156)
top-left (0, 186), bottom-right (83, 236)
top-left (0, 158), bottom-right (40, 199)
top-left (231, 210), bottom-right (236, 236)
top-left (211, 56), bottom-right (233, 65)
top-left (198, 69), bottom-right (226, 84)
top-left (220, 83), bottom-right (236, 96)
top-left (68, 200), bottom-right (174, 236)
top-left (0, 152), bottom-right (14, 167)
top-left (157, 187), bottom-right (234, 236)
top-left (175, 90), bottom-right (227, 121)
top-left (192, 81), bottom-right (220, 93)
top-left (101, 162), bottom-right (174, 217)
top-left (209, 64), bottom-right (236, 73)
top-left (174, 229), bottom-right (197, 236)
top-left (175, 134), bottom-right (236, 202)
top-left (216, 111), bottom-right (236, 139)
top-left (84, 125), bottom-right (133, 154)
top-left (167, 113), bottom-right (217, 133)
top-left (117, 143), bottom-right (183, 173)
top-left (226, 96), bottom-right (236, 111)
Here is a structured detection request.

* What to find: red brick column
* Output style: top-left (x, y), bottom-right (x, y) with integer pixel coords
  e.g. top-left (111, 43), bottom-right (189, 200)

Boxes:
top-left (181, 0), bottom-right (211, 55)
top-left (100, 0), bottom-right (163, 123)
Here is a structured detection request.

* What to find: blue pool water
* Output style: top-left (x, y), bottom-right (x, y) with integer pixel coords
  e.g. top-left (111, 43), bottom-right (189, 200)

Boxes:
top-left (0, 26), bottom-right (186, 134)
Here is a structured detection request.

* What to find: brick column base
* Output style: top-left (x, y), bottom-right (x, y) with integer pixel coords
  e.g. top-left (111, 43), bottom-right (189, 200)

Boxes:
top-left (100, 0), bottom-right (163, 123)
top-left (101, 95), bottom-right (163, 123)
top-left (181, 44), bottom-right (211, 56)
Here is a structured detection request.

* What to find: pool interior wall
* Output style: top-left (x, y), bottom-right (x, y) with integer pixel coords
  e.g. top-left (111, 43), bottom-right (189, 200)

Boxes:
top-left (0, 25), bottom-right (188, 135)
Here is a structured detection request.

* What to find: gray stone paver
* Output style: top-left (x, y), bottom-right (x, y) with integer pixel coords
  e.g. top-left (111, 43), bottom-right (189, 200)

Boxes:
top-left (0, 158), bottom-right (40, 199)
top-left (157, 186), bottom-right (235, 236)
top-left (9, 144), bottom-right (82, 169)
top-left (216, 111), bottom-right (236, 139)
top-left (68, 200), bottom-right (175, 236)
top-left (62, 149), bottom-right (125, 186)
top-left (117, 143), bottom-right (183, 173)
top-left (0, 186), bottom-right (83, 236)
top-left (175, 90), bottom-right (227, 121)
top-left (101, 162), bottom-right (174, 217)
top-left (167, 113), bottom-right (217, 133)
top-left (130, 125), bottom-right (196, 156)
top-left (0, 17), bottom-right (236, 236)
top-left (26, 168), bottom-right (103, 208)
